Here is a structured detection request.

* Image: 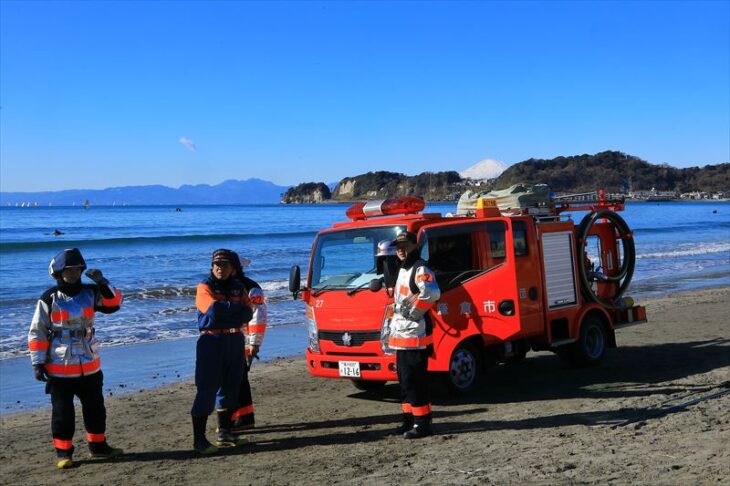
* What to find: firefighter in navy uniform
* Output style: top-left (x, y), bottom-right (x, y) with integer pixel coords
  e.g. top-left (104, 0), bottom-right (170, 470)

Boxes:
top-left (28, 248), bottom-right (124, 469)
top-left (228, 253), bottom-right (268, 433)
top-left (191, 249), bottom-right (253, 454)
top-left (389, 231), bottom-right (440, 439)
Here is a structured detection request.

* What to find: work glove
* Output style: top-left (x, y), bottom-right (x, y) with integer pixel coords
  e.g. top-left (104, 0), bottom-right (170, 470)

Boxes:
top-left (246, 345), bottom-right (260, 370)
top-left (85, 269), bottom-right (107, 285)
top-left (247, 345), bottom-right (260, 359)
top-left (33, 364), bottom-right (49, 382)
top-left (86, 269), bottom-right (116, 299)
top-left (398, 297), bottom-right (416, 320)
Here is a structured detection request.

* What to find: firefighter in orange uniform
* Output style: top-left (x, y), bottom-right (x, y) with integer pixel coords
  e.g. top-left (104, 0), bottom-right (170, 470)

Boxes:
top-left (389, 231), bottom-right (440, 438)
top-left (28, 248), bottom-right (124, 469)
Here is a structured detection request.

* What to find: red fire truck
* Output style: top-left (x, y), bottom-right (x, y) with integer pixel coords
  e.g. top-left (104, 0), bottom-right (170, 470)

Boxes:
top-left (288, 193), bottom-right (647, 394)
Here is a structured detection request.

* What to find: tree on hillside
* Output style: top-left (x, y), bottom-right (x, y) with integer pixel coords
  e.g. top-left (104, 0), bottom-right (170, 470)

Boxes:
top-left (494, 151), bottom-right (727, 193)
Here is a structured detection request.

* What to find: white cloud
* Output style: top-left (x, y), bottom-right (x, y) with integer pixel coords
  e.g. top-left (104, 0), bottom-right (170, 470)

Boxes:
top-left (460, 158), bottom-right (508, 180)
top-left (179, 137), bottom-right (197, 151)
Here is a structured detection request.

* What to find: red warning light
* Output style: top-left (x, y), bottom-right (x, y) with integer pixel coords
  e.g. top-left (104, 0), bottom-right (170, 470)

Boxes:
top-left (346, 197), bottom-right (426, 220)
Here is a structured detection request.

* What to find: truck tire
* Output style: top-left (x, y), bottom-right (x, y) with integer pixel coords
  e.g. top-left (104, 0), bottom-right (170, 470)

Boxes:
top-left (563, 315), bottom-right (607, 367)
top-left (351, 379), bottom-right (387, 392)
top-left (445, 341), bottom-right (483, 395)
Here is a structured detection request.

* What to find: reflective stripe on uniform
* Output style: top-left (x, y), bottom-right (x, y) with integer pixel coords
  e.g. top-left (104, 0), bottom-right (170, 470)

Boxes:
top-left (413, 299), bottom-right (432, 310)
top-left (28, 340), bottom-right (49, 351)
top-left (411, 403), bottom-right (432, 416)
top-left (86, 432), bottom-right (106, 443)
top-left (53, 438), bottom-right (73, 450)
top-left (231, 404), bottom-right (254, 421)
top-left (51, 310), bottom-right (70, 322)
top-left (247, 324), bottom-right (266, 334)
top-left (388, 335), bottom-right (433, 348)
top-left (101, 289), bottom-right (122, 307)
top-left (46, 358), bottom-right (101, 376)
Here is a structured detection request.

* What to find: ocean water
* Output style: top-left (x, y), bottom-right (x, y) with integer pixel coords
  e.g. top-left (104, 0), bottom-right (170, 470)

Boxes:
top-left (1, 201), bottom-right (728, 411)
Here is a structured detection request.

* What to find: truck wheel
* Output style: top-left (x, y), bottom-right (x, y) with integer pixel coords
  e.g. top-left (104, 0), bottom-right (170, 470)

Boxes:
top-left (351, 379), bottom-right (387, 392)
top-left (445, 341), bottom-right (482, 395)
top-left (567, 315), bottom-right (607, 367)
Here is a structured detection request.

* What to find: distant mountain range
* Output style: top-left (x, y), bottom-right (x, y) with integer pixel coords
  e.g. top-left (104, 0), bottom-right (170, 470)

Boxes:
top-left (0, 178), bottom-right (290, 206)
top-left (4, 151), bottom-right (728, 206)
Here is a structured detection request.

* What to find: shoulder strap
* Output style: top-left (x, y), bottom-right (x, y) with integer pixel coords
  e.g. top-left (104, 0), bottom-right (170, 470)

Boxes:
top-left (40, 287), bottom-right (57, 308)
top-left (409, 259), bottom-right (425, 295)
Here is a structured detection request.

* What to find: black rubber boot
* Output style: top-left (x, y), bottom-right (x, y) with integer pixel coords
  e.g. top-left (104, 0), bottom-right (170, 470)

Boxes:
top-left (403, 416), bottom-right (433, 439)
top-left (393, 413), bottom-right (414, 435)
top-left (215, 410), bottom-right (247, 447)
top-left (192, 415), bottom-right (218, 455)
top-left (231, 412), bottom-right (255, 433)
top-left (89, 441), bottom-right (123, 458)
top-left (55, 446), bottom-right (74, 469)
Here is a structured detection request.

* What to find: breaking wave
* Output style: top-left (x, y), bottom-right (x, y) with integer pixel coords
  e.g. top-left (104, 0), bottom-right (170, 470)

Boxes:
top-left (637, 242), bottom-right (730, 259)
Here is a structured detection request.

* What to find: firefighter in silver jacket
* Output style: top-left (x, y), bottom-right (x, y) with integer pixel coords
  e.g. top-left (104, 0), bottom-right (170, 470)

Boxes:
top-left (388, 231), bottom-right (440, 439)
top-left (28, 248), bottom-right (123, 469)
top-left (229, 254), bottom-right (268, 432)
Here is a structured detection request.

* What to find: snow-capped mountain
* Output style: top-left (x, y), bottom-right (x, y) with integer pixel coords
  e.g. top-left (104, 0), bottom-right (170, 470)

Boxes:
top-left (460, 158), bottom-right (508, 180)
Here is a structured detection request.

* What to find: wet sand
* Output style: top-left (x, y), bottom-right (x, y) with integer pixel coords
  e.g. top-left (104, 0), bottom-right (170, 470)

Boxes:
top-left (1, 287), bottom-right (728, 485)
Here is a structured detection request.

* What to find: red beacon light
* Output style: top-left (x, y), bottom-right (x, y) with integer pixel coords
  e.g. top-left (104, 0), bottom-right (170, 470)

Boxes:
top-left (346, 197), bottom-right (426, 220)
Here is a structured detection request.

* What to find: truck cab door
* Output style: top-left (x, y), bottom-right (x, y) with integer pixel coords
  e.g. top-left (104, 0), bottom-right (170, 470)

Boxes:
top-left (510, 219), bottom-right (544, 336)
top-left (421, 220), bottom-right (521, 345)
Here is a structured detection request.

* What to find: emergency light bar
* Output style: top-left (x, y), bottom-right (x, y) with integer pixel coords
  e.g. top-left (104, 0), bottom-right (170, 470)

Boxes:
top-left (346, 197), bottom-right (426, 220)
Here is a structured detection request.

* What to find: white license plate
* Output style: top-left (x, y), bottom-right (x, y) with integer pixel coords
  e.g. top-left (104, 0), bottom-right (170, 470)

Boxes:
top-left (338, 361), bottom-right (361, 378)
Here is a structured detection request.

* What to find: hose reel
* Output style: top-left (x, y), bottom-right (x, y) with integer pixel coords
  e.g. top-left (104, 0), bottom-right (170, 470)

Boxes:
top-left (576, 210), bottom-right (636, 309)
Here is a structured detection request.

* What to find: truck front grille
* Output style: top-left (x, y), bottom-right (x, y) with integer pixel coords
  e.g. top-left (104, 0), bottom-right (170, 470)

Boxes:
top-left (318, 330), bottom-right (380, 346)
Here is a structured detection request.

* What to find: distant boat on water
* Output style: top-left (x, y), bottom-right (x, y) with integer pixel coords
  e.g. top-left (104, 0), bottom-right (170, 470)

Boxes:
top-left (83, 199), bottom-right (90, 209)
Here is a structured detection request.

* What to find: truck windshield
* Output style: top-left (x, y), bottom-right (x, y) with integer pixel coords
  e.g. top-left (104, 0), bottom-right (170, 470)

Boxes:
top-left (310, 225), bottom-right (406, 290)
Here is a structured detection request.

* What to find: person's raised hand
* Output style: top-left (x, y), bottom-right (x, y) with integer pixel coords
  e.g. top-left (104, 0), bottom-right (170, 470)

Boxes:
top-left (85, 269), bottom-right (106, 284)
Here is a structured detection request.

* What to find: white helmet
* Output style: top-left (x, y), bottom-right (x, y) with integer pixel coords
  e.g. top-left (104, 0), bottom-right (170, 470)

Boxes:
top-left (376, 239), bottom-right (396, 257)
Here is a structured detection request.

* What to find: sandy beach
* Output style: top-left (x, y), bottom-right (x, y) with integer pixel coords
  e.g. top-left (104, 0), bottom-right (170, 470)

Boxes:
top-left (1, 287), bottom-right (728, 485)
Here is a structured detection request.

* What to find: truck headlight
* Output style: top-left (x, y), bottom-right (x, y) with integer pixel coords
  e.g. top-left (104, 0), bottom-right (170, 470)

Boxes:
top-left (306, 305), bottom-right (320, 353)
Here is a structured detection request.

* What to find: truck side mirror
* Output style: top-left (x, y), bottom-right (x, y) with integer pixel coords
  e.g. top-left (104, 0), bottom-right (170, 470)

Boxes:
top-left (368, 278), bottom-right (383, 292)
top-left (289, 265), bottom-right (301, 299)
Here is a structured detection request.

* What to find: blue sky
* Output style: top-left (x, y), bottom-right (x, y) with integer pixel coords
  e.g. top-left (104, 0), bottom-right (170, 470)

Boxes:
top-left (1, 1), bottom-right (728, 192)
